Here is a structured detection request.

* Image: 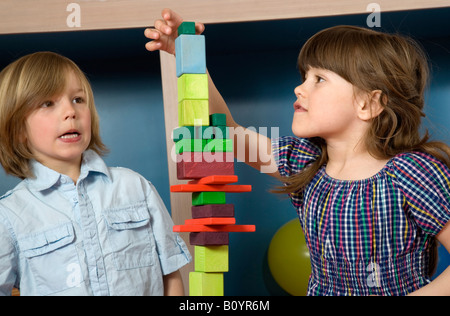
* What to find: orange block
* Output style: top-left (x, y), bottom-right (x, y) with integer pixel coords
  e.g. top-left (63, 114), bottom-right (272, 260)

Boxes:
top-left (173, 224), bottom-right (256, 233)
top-left (185, 217), bottom-right (236, 225)
top-left (171, 184), bottom-right (251, 193)
top-left (189, 175), bottom-right (238, 185)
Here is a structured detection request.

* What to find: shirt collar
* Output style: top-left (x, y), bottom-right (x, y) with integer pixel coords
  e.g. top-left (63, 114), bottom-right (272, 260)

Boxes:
top-left (27, 150), bottom-right (111, 191)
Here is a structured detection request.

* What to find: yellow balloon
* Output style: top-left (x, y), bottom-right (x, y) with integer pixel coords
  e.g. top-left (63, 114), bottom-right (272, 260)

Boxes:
top-left (268, 218), bottom-right (311, 296)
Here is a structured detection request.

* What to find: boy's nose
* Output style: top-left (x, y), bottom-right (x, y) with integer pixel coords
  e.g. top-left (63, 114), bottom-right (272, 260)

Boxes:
top-left (62, 99), bottom-right (76, 120)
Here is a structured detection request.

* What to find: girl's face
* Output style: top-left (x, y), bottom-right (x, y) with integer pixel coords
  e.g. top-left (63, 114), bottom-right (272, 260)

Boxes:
top-left (24, 71), bottom-right (92, 171)
top-left (292, 67), bottom-right (363, 142)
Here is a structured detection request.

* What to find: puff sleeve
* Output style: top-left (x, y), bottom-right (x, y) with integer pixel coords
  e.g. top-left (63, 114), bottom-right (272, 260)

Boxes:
top-left (272, 136), bottom-right (321, 178)
top-left (392, 152), bottom-right (450, 236)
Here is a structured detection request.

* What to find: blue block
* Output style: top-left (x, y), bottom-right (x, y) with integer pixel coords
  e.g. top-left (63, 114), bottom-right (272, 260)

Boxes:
top-left (175, 35), bottom-right (206, 77)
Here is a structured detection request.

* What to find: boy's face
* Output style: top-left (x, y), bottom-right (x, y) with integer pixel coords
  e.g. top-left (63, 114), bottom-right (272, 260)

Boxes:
top-left (24, 71), bottom-right (92, 172)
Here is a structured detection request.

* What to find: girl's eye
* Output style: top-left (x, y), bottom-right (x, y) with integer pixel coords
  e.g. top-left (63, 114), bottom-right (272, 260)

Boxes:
top-left (316, 76), bottom-right (325, 83)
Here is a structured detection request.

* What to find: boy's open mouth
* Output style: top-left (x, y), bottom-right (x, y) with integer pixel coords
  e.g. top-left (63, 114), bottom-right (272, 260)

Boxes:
top-left (59, 130), bottom-right (80, 139)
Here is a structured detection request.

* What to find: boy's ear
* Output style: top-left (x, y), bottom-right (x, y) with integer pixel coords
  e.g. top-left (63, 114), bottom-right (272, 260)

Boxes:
top-left (357, 90), bottom-right (385, 121)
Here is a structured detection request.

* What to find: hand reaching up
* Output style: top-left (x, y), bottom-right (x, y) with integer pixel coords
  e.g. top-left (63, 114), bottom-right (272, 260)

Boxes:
top-left (144, 8), bottom-right (205, 55)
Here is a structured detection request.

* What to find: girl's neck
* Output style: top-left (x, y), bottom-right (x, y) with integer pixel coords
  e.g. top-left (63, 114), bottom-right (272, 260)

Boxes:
top-left (325, 138), bottom-right (389, 181)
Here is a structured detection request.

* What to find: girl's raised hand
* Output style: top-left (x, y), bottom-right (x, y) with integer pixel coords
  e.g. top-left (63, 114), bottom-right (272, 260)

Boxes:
top-left (144, 8), bottom-right (205, 55)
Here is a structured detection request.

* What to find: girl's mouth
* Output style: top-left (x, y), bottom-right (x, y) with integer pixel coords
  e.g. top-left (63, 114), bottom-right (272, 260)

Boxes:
top-left (294, 101), bottom-right (307, 112)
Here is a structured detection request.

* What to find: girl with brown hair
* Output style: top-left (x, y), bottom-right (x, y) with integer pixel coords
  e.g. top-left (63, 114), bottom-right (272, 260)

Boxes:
top-left (146, 9), bottom-right (450, 296)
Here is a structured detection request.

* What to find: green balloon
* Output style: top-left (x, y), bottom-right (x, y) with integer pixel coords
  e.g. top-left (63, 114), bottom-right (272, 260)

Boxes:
top-left (268, 219), bottom-right (311, 296)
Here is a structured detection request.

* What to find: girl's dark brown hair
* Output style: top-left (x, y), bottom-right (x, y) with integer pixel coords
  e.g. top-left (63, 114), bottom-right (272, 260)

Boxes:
top-left (279, 25), bottom-right (450, 195)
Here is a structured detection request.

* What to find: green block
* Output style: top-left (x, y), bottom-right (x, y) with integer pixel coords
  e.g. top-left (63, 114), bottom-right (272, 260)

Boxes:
top-left (178, 74), bottom-right (208, 102)
top-left (178, 21), bottom-right (196, 35)
top-left (192, 192), bottom-right (226, 206)
top-left (213, 126), bottom-right (230, 139)
top-left (178, 100), bottom-right (209, 126)
top-left (195, 245), bottom-right (229, 272)
top-left (189, 272), bottom-right (224, 296)
top-left (175, 139), bottom-right (207, 154)
top-left (172, 126), bottom-right (216, 142)
top-left (205, 139), bottom-right (233, 153)
top-left (210, 113), bottom-right (227, 126)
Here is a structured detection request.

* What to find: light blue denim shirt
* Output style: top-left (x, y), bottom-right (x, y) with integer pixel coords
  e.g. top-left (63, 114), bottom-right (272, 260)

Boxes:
top-left (0, 150), bottom-right (191, 296)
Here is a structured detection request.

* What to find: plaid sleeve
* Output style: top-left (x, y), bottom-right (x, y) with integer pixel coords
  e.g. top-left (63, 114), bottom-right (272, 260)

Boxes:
top-left (272, 136), bottom-right (321, 178)
top-left (392, 152), bottom-right (450, 236)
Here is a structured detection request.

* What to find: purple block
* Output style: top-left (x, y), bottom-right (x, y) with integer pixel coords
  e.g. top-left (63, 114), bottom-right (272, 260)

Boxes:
top-left (192, 204), bottom-right (235, 218)
top-left (190, 232), bottom-right (229, 245)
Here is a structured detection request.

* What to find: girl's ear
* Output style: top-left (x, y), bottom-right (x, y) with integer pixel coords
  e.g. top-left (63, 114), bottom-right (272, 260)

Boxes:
top-left (357, 90), bottom-right (385, 121)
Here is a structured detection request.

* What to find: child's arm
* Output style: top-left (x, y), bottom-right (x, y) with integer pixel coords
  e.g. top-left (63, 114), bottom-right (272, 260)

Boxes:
top-left (409, 222), bottom-right (450, 296)
top-left (163, 270), bottom-right (185, 296)
top-left (145, 9), bottom-right (280, 178)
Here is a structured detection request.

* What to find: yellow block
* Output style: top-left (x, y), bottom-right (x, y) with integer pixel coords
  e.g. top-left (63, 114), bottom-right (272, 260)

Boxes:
top-left (195, 245), bottom-right (229, 272)
top-left (189, 272), bottom-right (224, 296)
top-left (178, 100), bottom-right (209, 126)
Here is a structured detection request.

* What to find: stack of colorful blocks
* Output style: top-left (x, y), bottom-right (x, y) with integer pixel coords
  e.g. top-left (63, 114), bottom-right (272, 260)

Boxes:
top-left (171, 22), bottom-right (255, 296)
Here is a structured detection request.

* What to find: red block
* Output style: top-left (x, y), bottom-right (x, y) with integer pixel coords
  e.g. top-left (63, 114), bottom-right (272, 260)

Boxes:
top-left (185, 217), bottom-right (236, 225)
top-left (171, 183), bottom-right (251, 193)
top-left (173, 224), bottom-right (255, 233)
top-left (190, 232), bottom-right (229, 245)
top-left (177, 152), bottom-right (234, 180)
top-left (188, 175), bottom-right (238, 185)
top-left (192, 204), bottom-right (235, 218)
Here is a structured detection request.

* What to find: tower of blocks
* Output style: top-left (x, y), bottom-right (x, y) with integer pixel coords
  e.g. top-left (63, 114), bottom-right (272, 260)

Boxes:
top-left (171, 22), bottom-right (255, 296)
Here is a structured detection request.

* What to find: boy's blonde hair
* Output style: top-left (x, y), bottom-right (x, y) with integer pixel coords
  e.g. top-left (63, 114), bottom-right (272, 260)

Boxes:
top-left (0, 52), bottom-right (108, 179)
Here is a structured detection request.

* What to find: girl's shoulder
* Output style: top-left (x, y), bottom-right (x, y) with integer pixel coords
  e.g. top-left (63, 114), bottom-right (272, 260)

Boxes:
top-left (388, 151), bottom-right (450, 191)
top-left (272, 136), bottom-right (322, 177)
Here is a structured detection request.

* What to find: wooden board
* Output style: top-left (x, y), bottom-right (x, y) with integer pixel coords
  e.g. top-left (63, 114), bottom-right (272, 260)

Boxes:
top-left (1, 0), bottom-right (448, 34)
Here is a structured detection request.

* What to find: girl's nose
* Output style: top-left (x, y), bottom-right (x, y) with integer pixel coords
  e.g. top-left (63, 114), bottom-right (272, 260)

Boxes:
top-left (294, 83), bottom-right (306, 98)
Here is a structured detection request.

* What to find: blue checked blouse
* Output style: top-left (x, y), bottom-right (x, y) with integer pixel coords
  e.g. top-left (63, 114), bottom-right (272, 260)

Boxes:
top-left (273, 136), bottom-right (450, 296)
top-left (0, 150), bottom-right (191, 296)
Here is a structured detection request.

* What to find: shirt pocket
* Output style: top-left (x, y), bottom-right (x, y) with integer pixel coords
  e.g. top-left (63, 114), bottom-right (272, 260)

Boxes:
top-left (18, 222), bottom-right (83, 296)
top-left (103, 203), bottom-right (155, 270)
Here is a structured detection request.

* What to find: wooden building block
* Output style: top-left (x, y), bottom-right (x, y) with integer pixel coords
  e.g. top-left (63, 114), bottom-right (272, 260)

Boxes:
top-left (205, 139), bottom-right (233, 152)
top-left (178, 21), bottom-right (196, 35)
top-left (175, 35), bottom-right (206, 77)
top-left (178, 74), bottom-right (208, 102)
top-left (173, 224), bottom-right (256, 233)
top-left (195, 245), bottom-right (229, 272)
top-left (172, 126), bottom-right (213, 142)
top-left (190, 232), bottom-right (229, 246)
top-left (192, 192), bottom-right (226, 205)
top-left (210, 113), bottom-right (227, 126)
top-left (189, 175), bottom-right (238, 185)
top-left (178, 100), bottom-right (209, 126)
top-left (213, 126), bottom-right (230, 139)
top-left (192, 204), bottom-right (235, 218)
top-left (171, 183), bottom-right (251, 193)
top-left (172, 126), bottom-right (229, 142)
top-left (189, 272), bottom-right (223, 296)
top-left (177, 152), bottom-right (234, 179)
top-left (185, 217), bottom-right (236, 225)
top-left (175, 139), bottom-right (207, 154)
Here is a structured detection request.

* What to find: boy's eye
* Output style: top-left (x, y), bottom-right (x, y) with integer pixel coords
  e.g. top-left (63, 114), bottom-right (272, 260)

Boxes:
top-left (40, 101), bottom-right (54, 108)
top-left (73, 97), bottom-right (85, 104)
top-left (316, 76), bottom-right (325, 83)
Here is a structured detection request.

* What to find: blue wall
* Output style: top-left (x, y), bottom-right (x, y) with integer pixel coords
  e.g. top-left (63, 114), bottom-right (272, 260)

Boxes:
top-left (0, 7), bottom-right (449, 295)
